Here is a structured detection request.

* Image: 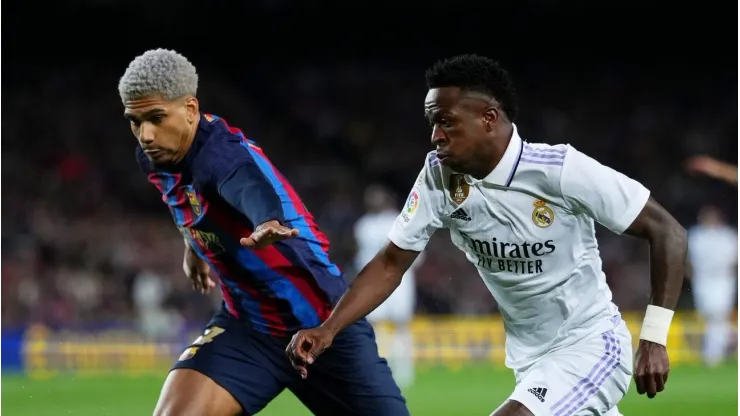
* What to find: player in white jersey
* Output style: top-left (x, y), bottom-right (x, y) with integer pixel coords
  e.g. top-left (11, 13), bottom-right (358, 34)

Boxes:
top-left (287, 54), bottom-right (688, 416)
top-left (687, 205), bottom-right (738, 367)
top-left (354, 184), bottom-right (420, 388)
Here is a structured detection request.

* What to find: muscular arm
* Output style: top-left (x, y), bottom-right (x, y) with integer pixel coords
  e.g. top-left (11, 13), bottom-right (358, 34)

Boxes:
top-left (320, 241), bottom-right (420, 336)
top-left (623, 197), bottom-right (687, 310)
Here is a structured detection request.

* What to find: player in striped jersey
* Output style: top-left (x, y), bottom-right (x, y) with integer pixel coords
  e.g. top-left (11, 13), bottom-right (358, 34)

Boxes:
top-left (119, 49), bottom-right (408, 416)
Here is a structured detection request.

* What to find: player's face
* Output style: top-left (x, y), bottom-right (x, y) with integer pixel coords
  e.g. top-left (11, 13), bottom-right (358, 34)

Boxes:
top-left (124, 95), bottom-right (199, 165)
top-left (424, 87), bottom-right (498, 175)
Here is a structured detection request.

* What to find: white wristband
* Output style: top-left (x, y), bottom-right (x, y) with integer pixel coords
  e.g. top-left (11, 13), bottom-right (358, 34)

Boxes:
top-left (639, 305), bottom-right (674, 346)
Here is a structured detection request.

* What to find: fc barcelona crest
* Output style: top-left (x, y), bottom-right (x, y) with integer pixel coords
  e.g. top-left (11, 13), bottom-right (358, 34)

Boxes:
top-left (449, 174), bottom-right (470, 204)
top-left (185, 189), bottom-right (202, 216)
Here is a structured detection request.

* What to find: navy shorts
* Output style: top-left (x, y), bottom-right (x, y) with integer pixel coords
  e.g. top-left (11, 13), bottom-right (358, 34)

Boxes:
top-left (172, 306), bottom-right (409, 416)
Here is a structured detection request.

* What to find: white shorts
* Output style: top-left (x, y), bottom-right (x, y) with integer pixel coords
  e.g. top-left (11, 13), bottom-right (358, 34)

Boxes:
top-left (505, 320), bottom-right (633, 416)
top-left (366, 273), bottom-right (415, 324)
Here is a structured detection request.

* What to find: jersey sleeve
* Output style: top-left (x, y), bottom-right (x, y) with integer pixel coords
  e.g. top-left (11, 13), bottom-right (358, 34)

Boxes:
top-left (195, 140), bottom-right (285, 226)
top-left (559, 146), bottom-right (650, 234)
top-left (388, 156), bottom-right (445, 252)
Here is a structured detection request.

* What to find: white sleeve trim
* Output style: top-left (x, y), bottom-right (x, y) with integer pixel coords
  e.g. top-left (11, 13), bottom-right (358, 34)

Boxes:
top-left (612, 187), bottom-right (650, 234)
top-left (388, 232), bottom-right (427, 252)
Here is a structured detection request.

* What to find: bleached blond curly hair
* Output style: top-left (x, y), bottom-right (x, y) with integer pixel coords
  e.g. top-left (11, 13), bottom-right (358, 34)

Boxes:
top-left (118, 48), bottom-right (198, 103)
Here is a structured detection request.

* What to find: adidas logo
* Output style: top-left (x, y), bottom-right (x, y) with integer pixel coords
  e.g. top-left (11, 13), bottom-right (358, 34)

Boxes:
top-left (527, 387), bottom-right (547, 403)
top-left (450, 208), bottom-right (471, 221)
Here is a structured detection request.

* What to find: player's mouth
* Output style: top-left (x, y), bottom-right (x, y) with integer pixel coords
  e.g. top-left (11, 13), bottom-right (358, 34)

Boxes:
top-left (144, 148), bottom-right (164, 157)
top-left (437, 151), bottom-right (451, 163)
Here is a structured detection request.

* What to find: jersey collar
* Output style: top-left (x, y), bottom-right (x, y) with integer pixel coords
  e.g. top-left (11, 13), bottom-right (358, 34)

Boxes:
top-left (468, 124), bottom-right (524, 187)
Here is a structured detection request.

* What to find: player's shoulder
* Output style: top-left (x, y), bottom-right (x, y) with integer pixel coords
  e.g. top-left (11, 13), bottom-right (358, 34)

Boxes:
top-left (191, 114), bottom-right (259, 183)
top-left (510, 141), bottom-right (572, 188)
top-left (193, 114), bottom-right (250, 160)
top-left (517, 141), bottom-right (572, 172)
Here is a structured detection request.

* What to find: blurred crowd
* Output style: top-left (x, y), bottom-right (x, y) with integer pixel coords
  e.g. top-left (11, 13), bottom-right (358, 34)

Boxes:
top-left (2, 57), bottom-right (736, 331)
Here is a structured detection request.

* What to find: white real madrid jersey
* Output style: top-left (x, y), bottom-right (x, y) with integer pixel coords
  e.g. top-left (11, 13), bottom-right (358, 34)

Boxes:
top-left (388, 125), bottom-right (651, 370)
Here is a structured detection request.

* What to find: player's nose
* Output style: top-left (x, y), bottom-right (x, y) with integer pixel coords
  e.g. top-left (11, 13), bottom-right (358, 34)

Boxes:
top-left (430, 125), bottom-right (446, 145)
top-left (138, 123), bottom-right (156, 144)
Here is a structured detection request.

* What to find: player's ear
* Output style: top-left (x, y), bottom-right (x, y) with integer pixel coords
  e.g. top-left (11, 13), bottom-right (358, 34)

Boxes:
top-left (483, 107), bottom-right (498, 131)
top-left (184, 96), bottom-right (199, 124)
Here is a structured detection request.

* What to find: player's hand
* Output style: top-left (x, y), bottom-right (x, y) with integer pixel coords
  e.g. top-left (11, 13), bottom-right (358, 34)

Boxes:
top-left (633, 339), bottom-right (670, 399)
top-left (285, 327), bottom-right (335, 379)
top-left (240, 220), bottom-right (299, 250)
top-left (184, 245), bottom-right (216, 294)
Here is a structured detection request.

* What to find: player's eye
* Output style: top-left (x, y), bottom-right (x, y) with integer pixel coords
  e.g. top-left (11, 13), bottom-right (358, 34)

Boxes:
top-left (438, 118), bottom-right (453, 128)
top-left (129, 119), bottom-right (141, 127)
top-left (151, 115), bottom-right (165, 124)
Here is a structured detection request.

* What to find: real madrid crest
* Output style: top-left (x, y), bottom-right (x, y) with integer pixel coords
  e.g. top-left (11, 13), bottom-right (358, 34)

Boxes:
top-left (532, 200), bottom-right (555, 228)
top-left (185, 189), bottom-right (202, 216)
top-left (449, 174), bottom-right (470, 204)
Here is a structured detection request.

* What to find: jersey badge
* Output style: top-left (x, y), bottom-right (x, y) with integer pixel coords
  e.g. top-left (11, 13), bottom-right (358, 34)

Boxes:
top-left (532, 200), bottom-right (555, 228)
top-left (185, 189), bottom-right (202, 217)
top-left (449, 174), bottom-right (470, 204)
top-left (400, 188), bottom-right (420, 225)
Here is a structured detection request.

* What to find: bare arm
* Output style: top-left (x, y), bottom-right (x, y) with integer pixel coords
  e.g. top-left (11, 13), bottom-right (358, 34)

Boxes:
top-left (624, 197), bottom-right (687, 309)
top-left (625, 197), bottom-right (687, 398)
top-left (686, 155), bottom-right (738, 186)
top-left (321, 241), bottom-right (420, 336)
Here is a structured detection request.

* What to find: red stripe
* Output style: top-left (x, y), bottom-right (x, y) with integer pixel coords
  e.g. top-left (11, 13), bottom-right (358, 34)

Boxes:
top-left (233, 278), bottom-right (287, 335)
top-left (175, 187), bottom-right (195, 225)
top-left (217, 116), bottom-right (247, 138)
top-left (219, 281), bottom-right (240, 319)
top-left (179, 196), bottom-right (286, 334)
top-left (247, 145), bottom-right (334, 261)
top-left (208, 199), bottom-right (332, 323)
top-left (188, 206), bottom-right (287, 334)
top-left (205, 199), bottom-right (291, 334)
top-left (148, 172), bottom-right (168, 196)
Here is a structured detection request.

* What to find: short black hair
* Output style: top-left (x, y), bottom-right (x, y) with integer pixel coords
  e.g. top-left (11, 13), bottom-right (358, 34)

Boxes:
top-left (425, 54), bottom-right (519, 122)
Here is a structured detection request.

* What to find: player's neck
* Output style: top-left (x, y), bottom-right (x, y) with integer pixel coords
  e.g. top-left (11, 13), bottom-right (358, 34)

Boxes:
top-left (469, 124), bottom-right (514, 180)
top-left (172, 122), bottom-right (199, 164)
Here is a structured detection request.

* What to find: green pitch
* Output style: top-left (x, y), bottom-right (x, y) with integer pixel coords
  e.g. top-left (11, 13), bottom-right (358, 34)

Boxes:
top-left (3, 364), bottom-right (736, 415)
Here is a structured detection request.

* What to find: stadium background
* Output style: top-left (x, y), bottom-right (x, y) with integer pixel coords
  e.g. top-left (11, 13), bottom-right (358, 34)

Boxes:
top-left (2, 2), bottom-right (738, 415)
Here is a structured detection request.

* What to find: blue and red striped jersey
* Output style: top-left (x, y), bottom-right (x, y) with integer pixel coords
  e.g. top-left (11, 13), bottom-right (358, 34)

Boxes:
top-left (136, 113), bottom-right (346, 336)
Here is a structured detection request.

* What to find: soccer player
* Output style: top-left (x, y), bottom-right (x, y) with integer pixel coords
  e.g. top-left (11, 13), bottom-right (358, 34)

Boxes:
top-left (354, 184), bottom-right (420, 389)
top-left (287, 54), bottom-right (688, 416)
top-left (118, 49), bottom-right (408, 416)
top-left (687, 205), bottom-right (738, 367)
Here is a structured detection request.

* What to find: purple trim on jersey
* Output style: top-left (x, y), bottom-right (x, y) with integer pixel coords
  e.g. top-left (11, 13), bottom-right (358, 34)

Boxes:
top-left (519, 158), bottom-right (565, 166)
top-left (523, 145), bottom-right (566, 155)
top-left (522, 151), bottom-right (565, 160)
top-left (550, 331), bottom-right (622, 416)
top-left (428, 151), bottom-right (440, 168)
top-left (520, 144), bottom-right (566, 166)
top-left (521, 144), bottom-right (567, 166)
